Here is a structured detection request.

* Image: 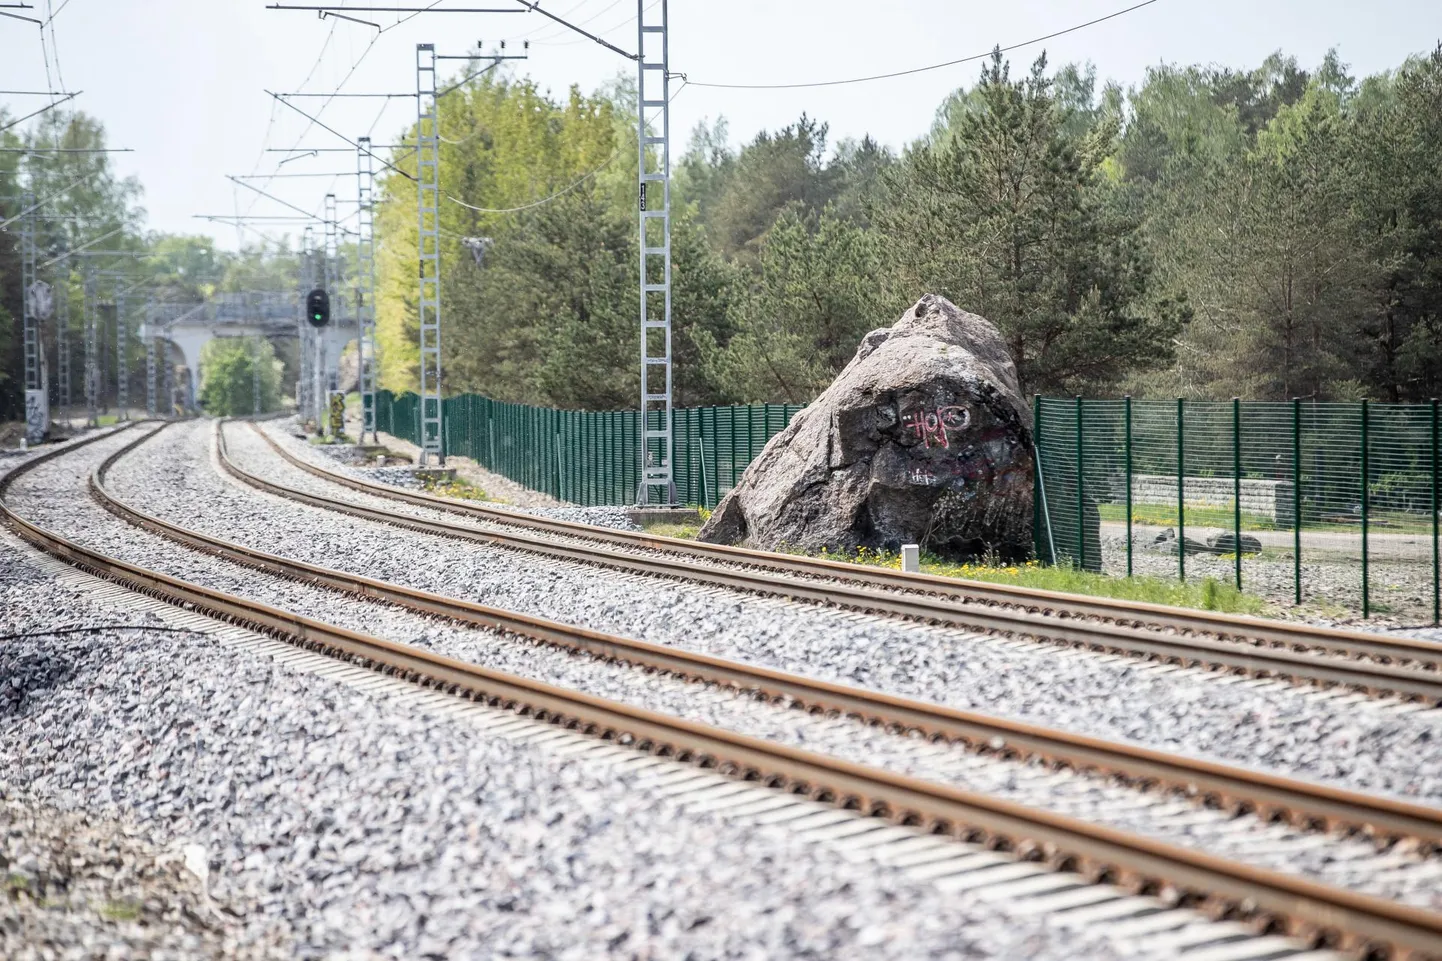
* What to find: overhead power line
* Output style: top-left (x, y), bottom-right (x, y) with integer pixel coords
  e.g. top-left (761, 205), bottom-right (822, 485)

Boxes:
top-left (0, 171), bottom-right (93, 230)
top-left (266, 91), bottom-right (418, 181)
top-left (231, 171), bottom-right (358, 178)
top-left (267, 4), bottom-right (524, 11)
top-left (320, 9), bottom-right (380, 29)
top-left (0, 89), bottom-right (79, 133)
top-left (446, 151), bottom-right (616, 214)
top-left (37, 225), bottom-right (127, 269)
top-left (0, 147), bottom-right (131, 153)
top-left (686, 0), bottom-right (1162, 90)
top-left (227, 173), bottom-right (331, 219)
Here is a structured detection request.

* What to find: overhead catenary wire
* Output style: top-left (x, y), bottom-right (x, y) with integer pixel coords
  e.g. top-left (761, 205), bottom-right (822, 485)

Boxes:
top-left (44, 0), bottom-right (65, 90)
top-left (240, 16), bottom-right (341, 214)
top-left (37, 224), bottom-right (126, 269)
top-left (525, 0), bottom-right (649, 48)
top-left (266, 91), bottom-right (417, 181)
top-left (686, 0), bottom-right (1162, 90)
top-left (0, 171), bottom-right (94, 230)
top-left (446, 150), bottom-right (616, 213)
top-left (40, 0), bottom-right (68, 26)
top-left (0, 90), bottom-right (79, 133)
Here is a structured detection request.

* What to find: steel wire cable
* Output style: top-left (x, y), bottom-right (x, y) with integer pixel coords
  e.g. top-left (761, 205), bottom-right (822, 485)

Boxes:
top-left (685, 0), bottom-right (1161, 91)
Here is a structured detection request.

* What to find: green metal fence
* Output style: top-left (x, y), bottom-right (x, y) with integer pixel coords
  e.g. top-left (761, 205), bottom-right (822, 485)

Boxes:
top-left (374, 389), bottom-right (804, 510)
top-left (1034, 396), bottom-right (1442, 622)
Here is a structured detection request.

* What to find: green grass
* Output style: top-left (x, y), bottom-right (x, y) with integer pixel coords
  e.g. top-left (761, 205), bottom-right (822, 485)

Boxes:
top-left (1098, 502), bottom-right (1279, 530)
top-left (419, 474), bottom-right (491, 502)
top-left (817, 546), bottom-right (1266, 615)
top-left (643, 521), bottom-right (701, 539)
top-left (95, 414), bottom-right (120, 427)
top-left (1099, 501), bottom-right (1437, 535)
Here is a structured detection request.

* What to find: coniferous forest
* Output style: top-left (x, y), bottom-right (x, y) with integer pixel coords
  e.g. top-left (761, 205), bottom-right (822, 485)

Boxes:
top-left (4, 44), bottom-right (1442, 416)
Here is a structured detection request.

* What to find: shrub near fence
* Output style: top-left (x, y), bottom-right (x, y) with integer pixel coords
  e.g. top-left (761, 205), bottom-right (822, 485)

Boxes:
top-left (374, 390), bottom-right (804, 510)
top-left (1034, 396), bottom-right (1442, 623)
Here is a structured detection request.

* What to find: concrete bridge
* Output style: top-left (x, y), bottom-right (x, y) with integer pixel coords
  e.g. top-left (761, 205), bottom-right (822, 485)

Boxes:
top-left (139, 291), bottom-right (357, 409)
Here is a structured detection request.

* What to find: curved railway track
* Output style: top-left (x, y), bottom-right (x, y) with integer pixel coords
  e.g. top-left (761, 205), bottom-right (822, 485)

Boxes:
top-left (236, 421), bottom-right (1442, 703)
top-left (2, 420), bottom-right (1437, 957)
top-left (8, 424), bottom-right (1442, 952)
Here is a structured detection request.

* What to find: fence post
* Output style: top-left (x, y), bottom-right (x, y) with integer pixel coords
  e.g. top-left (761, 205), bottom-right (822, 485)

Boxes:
top-left (1074, 396), bottom-right (1085, 570)
top-left (1177, 397), bottom-right (1186, 582)
top-left (1433, 398), bottom-right (1439, 626)
top-left (1124, 395), bottom-right (1133, 578)
top-left (1232, 397), bottom-right (1242, 591)
top-left (1033, 395), bottom-right (1042, 563)
top-left (698, 427), bottom-right (709, 509)
top-left (1361, 398), bottom-right (1370, 619)
top-left (1292, 397), bottom-right (1302, 606)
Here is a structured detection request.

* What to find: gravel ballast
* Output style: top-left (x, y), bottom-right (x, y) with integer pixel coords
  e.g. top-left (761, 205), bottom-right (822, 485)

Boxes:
top-left (205, 422), bottom-right (1442, 802)
top-left (21, 419), bottom-right (1422, 910)
top-left (1, 524), bottom-right (1151, 960)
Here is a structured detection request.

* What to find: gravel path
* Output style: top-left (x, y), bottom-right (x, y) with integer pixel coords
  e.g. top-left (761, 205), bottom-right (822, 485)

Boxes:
top-left (30, 419), bottom-right (1425, 911)
top-left (1107, 534), bottom-right (1439, 628)
top-left (214, 421), bottom-right (1442, 804)
top-left (300, 418), bottom-right (641, 530)
top-left (0, 526), bottom-right (1151, 960)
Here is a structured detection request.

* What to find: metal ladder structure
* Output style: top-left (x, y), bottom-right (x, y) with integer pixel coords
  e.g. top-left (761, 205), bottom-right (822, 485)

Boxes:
top-left (416, 42), bottom-right (444, 465)
top-left (57, 270), bottom-right (71, 424)
top-left (19, 192), bottom-right (44, 437)
top-left (145, 296), bottom-right (157, 417)
top-left (162, 322), bottom-right (174, 416)
top-left (251, 334), bottom-right (263, 416)
top-left (298, 226), bottom-right (315, 426)
top-left (83, 263), bottom-right (98, 427)
top-left (321, 192), bottom-right (338, 433)
top-left (636, 0), bottom-right (675, 504)
top-left (357, 135), bottom-right (378, 444)
top-left (113, 277), bottom-right (129, 419)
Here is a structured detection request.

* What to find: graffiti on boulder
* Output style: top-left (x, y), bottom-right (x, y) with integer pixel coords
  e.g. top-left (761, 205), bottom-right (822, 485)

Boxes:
top-left (899, 404), bottom-right (971, 449)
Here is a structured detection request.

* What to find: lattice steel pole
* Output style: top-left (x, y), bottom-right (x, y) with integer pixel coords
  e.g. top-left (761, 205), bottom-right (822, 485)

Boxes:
top-left (299, 226), bottom-right (315, 427)
top-left (145, 297), bottom-right (157, 417)
top-left (357, 135), bottom-right (378, 444)
top-left (114, 279), bottom-right (129, 419)
top-left (636, 0), bottom-right (675, 503)
top-left (417, 42), bottom-right (444, 465)
top-left (57, 269), bottom-right (71, 424)
top-left (19, 192), bottom-right (47, 441)
top-left (252, 334), bottom-right (262, 416)
top-left (321, 192), bottom-right (337, 433)
top-left (84, 263), bottom-right (98, 427)
top-left (162, 323), bottom-right (174, 417)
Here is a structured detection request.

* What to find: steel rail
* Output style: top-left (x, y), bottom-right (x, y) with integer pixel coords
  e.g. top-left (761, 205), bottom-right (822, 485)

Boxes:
top-left (251, 423), bottom-right (1442, 667)
top-left (76, 420), bottom-right (1442, 849)
top-left (4, 425), bottom-right (1442, 960)
top-left (236, 424), bottom-right (1442, 702)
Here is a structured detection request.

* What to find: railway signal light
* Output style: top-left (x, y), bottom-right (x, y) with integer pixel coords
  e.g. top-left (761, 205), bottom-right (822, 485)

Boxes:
top-left (306, 287), bottom-right (330, 328)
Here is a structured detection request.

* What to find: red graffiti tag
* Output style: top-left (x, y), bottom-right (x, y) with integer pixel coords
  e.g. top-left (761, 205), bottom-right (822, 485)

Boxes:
top-left (900, 405), bottom-right (971, 449)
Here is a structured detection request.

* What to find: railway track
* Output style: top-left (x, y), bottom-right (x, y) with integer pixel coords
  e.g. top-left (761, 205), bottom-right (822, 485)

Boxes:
top-left (4, 420), bottom-right (1438, 958)
top-left (237, 420), bottom-right (1442, 703)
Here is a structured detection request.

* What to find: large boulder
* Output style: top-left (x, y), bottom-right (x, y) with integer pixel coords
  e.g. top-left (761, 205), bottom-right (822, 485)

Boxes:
top-left (698, 294), bottom-right (1035, 561)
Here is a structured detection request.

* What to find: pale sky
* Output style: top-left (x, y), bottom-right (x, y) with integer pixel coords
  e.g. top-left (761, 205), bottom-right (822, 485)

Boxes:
top-left (2, 0), bottom-right (1439, 251)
